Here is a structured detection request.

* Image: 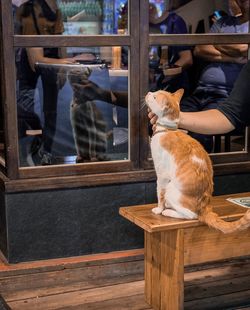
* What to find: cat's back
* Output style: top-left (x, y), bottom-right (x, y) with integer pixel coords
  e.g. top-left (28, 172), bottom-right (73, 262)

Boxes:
top-left (155, 130), bottom-right (212, 170)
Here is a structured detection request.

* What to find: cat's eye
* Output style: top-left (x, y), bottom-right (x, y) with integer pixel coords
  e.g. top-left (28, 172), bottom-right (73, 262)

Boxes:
top-left (153, 95), bottom-right (156, 99)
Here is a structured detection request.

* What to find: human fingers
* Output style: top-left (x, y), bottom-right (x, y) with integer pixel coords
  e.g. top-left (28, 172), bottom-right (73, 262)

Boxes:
top-left (61, 58), bottom-right (77, 64)
top-left (150, 115), bottom-right (158, 125)
top-left (148, 111), bottom-right (158, 125)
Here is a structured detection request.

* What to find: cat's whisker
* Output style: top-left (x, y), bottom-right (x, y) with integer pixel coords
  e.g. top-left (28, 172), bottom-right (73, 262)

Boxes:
top-left (140, 101), bottom-right (147, 111)
top-left (162, 84), bottom-right (170, 91)
top-left (140, 97), bottom-right (146, 103)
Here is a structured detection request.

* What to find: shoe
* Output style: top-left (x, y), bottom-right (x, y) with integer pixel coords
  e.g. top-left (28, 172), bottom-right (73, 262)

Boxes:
top-left (30, 135), bottom-right (42, 155)
top-left (76, 155), bottom-right (91, 163)
top-left (96, 154), bottom-right (110, 161)
top-left (40, 151), bottom-right (54, 165)
top-left (27, 150), bottom-right (54, 166)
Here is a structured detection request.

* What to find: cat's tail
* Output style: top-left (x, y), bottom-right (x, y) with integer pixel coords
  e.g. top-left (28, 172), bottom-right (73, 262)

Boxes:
top-left (199, 206), bottom-right (250, 234)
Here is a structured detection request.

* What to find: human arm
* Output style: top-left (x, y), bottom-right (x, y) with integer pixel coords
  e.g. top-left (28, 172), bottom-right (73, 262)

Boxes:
top-left (161, 14), bottom-right (193, 70)
top-left (194, 16), bottom-right (248, 63)
top-left (175, 49), bottom-right (193, 70)
top-left (215, 44), bottom-right (248, 58)
top-left (26, 47), bottom-right (76, 71)
top-left (179, 110), bottom-right (234, 134)
top-left (69, 75), bottom-right (128, 107)
top-left (148, 109), bottom-right (234, 134)
top-left (149, 61), bottom-right (250, 133)
top-left (193, 44), bottom-right (246, 63)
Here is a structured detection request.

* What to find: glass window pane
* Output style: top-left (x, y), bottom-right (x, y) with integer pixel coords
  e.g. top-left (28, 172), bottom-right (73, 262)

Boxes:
top-left (16, 46), bottom-right (129, 167)
top-left (13, 0), bottom-right (128, 35)
top-left (149, 0), bottom-right (249, 34)
top-left (148, 43), bottom-right (247, 155)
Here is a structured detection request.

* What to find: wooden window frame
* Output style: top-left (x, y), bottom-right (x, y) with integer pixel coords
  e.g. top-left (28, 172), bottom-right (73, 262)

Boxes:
top-left (139, 0), bottom-right (250, 176)
top-left (0, 0), bottom-right (250, 191)
top-left (1, 1), bottom-right (140, 180)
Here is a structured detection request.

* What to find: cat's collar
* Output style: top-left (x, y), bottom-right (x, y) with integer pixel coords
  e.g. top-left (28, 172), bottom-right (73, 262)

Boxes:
top-left (156, 121), bottom-right (178, 130)
top-left (153, 122), bottom-right (178, 136)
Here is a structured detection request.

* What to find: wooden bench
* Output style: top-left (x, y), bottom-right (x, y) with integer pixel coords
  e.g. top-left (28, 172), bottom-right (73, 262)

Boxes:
top-left (119, 192), bottom-right (250, 310)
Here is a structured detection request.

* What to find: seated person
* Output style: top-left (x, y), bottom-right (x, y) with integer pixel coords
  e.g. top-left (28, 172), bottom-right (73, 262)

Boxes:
top-left (15, 0), bottom-right (75, 165)
top-left (149, 2), bottom-right (193, 95)
top-left (180, 0), bottom-right (248, 152)
top-left (15, 0), bottom-right (95, 165)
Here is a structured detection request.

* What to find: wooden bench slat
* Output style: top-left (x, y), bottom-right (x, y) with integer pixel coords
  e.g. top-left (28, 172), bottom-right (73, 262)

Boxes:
top-left (119, 193), bottom-right (250, 233)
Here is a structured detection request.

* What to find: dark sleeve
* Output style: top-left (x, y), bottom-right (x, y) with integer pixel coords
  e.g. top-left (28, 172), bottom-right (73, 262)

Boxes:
top-left (174, 15), bottom-right (191, 52)
top-left (217, 61), bottom-right (250, 130)
top-left (174, 15), bottom-right (188, 34)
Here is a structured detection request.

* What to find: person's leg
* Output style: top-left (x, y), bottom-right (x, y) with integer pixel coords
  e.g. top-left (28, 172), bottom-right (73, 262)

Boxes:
top-left (93, 103), bottom-right (108, 160)
top-left (70, 101), bottom-right (93, 162)
top-left (40, 70), bottom-right (58, 164)
top-left (17, 78), bottom-right (41, 138)
top-left (17, 76), bottom-right (43, 166)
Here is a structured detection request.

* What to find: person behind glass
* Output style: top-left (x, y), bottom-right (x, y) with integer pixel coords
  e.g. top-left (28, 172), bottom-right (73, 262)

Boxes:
top-left (149, 1), bottom-right (193, 95)
top-left (15, 0), bottom-right (77, 165)
top-left (180, 0), bottom-right (249, 152)
top-left (148, 59), bottom-right (250, 143)
top-left (210, 10), bottom-right (228, 26)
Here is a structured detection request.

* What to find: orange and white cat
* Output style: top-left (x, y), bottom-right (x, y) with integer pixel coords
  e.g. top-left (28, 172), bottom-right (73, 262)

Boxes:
top-left (145, 89), bottom-right (250, 234)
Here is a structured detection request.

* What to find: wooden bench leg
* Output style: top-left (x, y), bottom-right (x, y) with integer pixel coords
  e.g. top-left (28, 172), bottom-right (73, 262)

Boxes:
top-left (145, 229), bottom-right (184, 310)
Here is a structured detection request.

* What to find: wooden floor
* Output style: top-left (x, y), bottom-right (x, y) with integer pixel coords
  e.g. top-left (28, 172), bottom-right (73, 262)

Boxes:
top-left (0, 250), bottom-right (250, 310)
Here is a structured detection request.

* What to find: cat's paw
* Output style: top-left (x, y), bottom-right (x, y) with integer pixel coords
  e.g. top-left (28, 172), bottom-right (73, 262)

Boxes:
top-left (162, 209), bottom-right (172, 217)
top-left (162, 209), bottom-right (184, 219)
top-left (152, 207), bottom-right (164, 215)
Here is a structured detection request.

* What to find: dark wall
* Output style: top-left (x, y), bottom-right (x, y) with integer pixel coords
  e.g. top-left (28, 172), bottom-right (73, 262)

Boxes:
top-left (0, 37), bottom-right (4, 133)
top-left (1, 172), bottom-right (250, 263)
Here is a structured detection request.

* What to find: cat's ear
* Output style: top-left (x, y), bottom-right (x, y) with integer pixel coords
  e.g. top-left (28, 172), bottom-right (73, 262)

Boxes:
top-left (173, 88), bottom-right (184, 103)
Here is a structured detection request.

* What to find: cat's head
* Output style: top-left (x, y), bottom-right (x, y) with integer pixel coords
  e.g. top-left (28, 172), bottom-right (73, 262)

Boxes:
top-left (68, 67), bottom-right (91, 85)
top-left (68, 67), bottom-right (93, 101)
top-left (145, 89), bottom-right (184, 122)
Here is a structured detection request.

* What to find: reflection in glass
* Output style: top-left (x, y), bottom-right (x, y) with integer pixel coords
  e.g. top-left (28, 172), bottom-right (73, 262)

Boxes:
top-left (148, 44), bottom-right (192, 95)
top-left (16, 46), bottom-right (129, 166)
top-left (148, 43), bottom-right (247, 154)
top-left (13, 0), bottom-right (128, 35)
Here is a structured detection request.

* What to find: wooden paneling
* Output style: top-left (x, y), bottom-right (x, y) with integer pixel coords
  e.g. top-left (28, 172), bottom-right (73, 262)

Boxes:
top-left (0, 170), bottom-right (156, 193)
top-left (0, 251), bottom-right (249, 310)
top-left (14, 35), bottom-right (131, 47)
top-left (149, 33), bottom-right (250, 45)
top-left (184, 226), bottom-right (250, 265)
top-left (0, 0), bottom-right (19, 179)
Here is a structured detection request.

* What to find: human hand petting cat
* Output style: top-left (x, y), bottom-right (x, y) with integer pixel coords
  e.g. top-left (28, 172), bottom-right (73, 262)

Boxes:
top-left (148, 109), bottom-right (158, 132)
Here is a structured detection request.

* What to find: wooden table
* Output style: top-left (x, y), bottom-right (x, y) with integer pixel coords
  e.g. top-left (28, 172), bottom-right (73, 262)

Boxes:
top-left (120, 193), bottom-right (250, 310)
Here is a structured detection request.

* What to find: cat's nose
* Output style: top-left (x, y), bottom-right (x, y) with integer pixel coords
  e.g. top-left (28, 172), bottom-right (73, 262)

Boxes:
top-left (146, 92), bottom-right (152, 100)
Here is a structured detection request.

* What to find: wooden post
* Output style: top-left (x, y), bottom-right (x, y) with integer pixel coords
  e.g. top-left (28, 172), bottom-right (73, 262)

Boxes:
top-left (145, 229), bottom-right (184, 310)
